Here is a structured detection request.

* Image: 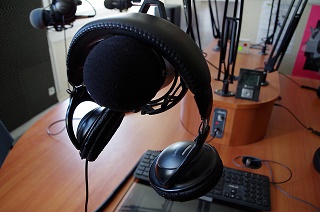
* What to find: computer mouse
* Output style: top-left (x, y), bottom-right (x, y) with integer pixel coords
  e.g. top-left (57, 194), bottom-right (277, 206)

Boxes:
top-left (313, 147), bottom-right (320, 173)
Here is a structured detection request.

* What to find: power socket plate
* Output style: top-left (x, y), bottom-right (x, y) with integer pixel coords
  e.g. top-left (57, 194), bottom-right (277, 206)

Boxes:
top-left (211, 108), bottom-right (227, 138)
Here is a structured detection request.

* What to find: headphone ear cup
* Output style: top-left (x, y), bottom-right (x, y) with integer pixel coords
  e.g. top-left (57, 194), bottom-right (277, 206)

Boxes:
top-left (150, 167), bottom-right (222, 201)
top-left (77, 107), bottom-right (104, 143)
top-left (149, 142), bottom-right (223, 201)
top-left (77, 107), bottom-right (124, 161)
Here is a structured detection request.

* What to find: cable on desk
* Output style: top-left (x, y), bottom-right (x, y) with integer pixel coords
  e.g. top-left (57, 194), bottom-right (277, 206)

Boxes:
top-left (253, 69), bottom-right (318, 94)
top-left (203, 51), bottom-right (242, 81)
top-left (278, 72), bottom-right (301, 87)
top-left (279, 72), bottom-right (313, 88)
top-left (273, 103), bottom-right (320, 137)
top-left (46, 119), bottom-right (65, 135)
top-left (202, 51), bottom-right (220, 72)
top-left (233, 155), bottom-right (320, 212)
top-left (263, 161), bottom-right (320, 212)
top-left (46, 118), bottom-right (81, 136)
top-left (233, 156), bottom-right (292, 184)
top-left (278, 73), bottom-right (320, 98)
top-left (254, 68), bottom-right (319, 96)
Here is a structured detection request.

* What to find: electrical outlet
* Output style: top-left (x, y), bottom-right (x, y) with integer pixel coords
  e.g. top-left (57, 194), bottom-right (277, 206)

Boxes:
top-left (48, 86), bottom-right (56, 96)
top-left (211, 108), bottom-right (227, 138)
top-left (238, 39), bottom-right (251, 54)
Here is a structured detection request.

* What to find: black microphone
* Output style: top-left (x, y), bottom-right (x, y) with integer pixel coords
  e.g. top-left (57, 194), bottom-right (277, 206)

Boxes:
top-left (104, 0), bottom-right (133, 12)
top-left (29, 0), bottom-right (94, 31)
top-left (29, 8), bottom-right (52, 30)
top-left (82, 35), bottom-right (174, 112)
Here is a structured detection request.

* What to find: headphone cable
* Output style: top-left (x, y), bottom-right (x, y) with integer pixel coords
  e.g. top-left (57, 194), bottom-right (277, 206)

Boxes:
top-left (85, 159), bottom-right (89, 212)
top-left (46, 118), bottom-right (81, 136)
top-left (203, 51), bottom-right (219, 71)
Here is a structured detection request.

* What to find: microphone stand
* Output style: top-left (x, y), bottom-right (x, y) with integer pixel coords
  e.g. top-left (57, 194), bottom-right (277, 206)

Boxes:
top-left (182, 0), bottom-right (202, 49)
top-left (260, 0), bottom-right (281, 55)
top-left (261, 0), bottom-right (309, 86)
top-left (208, 0), bottom-right (221, 51)
top-left (215, 0), bottom-right (244, 97)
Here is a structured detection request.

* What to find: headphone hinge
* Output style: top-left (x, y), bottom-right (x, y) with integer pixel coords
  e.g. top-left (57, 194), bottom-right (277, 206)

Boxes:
top-left (67, 85), bottom-right (93, 101)
top-left (196, 119), bottom-right (209, 145)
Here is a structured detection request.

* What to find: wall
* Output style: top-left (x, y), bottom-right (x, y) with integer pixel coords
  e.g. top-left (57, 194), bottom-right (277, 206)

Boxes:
top-left (0, 0), bottom-right (58, 133)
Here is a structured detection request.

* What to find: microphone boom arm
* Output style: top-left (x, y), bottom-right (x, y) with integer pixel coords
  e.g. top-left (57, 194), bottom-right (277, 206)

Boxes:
top-left (261, 0), bottom-right (308, 85)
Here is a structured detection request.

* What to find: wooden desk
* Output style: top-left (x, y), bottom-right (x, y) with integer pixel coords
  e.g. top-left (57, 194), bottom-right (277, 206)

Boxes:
top-left (0, 53), bottom-right (319, 211)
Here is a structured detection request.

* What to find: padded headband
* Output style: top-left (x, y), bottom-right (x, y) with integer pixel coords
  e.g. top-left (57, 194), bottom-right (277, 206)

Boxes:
top-left (66, 12), bottom-right (213, 119)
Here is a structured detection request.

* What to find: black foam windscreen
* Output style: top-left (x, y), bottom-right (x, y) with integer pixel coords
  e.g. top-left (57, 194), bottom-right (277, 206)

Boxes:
top-left (83, 35), bottom-right (165, 112)
top-left (76, 107), bottom-right (125, 161)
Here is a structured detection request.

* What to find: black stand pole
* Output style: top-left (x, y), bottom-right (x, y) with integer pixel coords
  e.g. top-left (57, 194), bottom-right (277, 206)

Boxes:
top-left (260, 0), bottom-right (281, 55)
top-left (208, 0), bottom-right (221, 51)
top-left (215, 0), bottom-right (244, 97)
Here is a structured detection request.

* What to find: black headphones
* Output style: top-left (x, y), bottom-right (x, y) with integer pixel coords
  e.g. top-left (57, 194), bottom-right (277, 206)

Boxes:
top-left (65, 12), bottom-right (223, 201)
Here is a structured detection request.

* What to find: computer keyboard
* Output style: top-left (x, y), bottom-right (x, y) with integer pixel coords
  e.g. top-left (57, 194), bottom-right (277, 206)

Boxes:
top-left (134, 150), bottom-right (271, 211)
